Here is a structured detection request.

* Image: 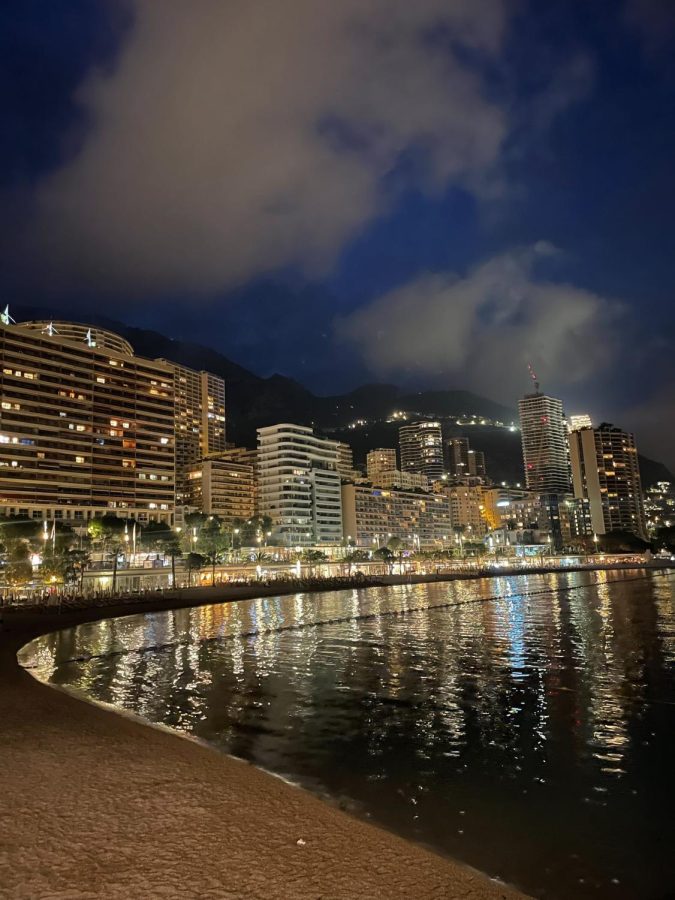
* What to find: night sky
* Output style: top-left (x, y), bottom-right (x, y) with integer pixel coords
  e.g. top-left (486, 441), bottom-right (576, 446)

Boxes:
top-left (1, 1), bottom-right (675, 465)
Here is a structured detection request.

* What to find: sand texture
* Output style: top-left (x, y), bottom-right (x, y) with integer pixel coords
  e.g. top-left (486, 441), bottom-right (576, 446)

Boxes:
top-left (0, 614), bottom-right (526, 900)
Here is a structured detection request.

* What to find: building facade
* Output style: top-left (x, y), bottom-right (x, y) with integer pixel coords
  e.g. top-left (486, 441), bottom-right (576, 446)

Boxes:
top-left (569, 423), bottom-right (647, 539)
top-left (442, 483), bottom-right (487, 538)
top-left (257, 424), bottom-right (342, 546)
top-left (568, 414), bottom-right (593, 432)
top-left (187, 449), bottom-right (255, 524)
top-left (366, 448), bottom-right (397, 482)
top-left (518, 392), bottom-right (571, 494)
top-left (446, 437), bottom-right (486, 482)
top-left (0, 320), bottom-right (175, 524)
top-left (399, 421), bottom-right (444, 483)
top-left (159, 361), bottom-right (226, 507)
top-left (341, 483), bottom-right (451, 549)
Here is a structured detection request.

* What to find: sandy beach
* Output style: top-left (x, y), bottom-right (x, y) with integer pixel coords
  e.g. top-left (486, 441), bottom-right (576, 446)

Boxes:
top-left (0, 590), bottom-right (526, 900)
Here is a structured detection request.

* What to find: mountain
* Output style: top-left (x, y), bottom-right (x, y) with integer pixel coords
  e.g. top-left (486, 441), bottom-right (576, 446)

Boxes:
top-left (11, 305), bottom-right (674, 486)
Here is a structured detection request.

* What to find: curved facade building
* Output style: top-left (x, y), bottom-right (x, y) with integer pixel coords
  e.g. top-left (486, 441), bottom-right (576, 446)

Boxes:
top-left (0, 319), bottom-right (175, 524)
top-left (20, 321), bottom-right (135, 357)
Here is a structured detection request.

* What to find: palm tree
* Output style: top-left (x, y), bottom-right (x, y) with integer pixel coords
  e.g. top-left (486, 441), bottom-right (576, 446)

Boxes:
top-left (162, 535), bottom-right (183, 588)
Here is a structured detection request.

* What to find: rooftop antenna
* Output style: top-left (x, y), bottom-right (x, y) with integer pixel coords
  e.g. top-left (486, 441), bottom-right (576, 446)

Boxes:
top-left (1, 305), bottom-right (16, 325)
top-left (528, 363), bottom-right (540, 394)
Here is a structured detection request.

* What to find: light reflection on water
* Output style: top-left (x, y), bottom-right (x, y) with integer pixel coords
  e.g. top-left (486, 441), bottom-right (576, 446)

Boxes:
top-left (21, 569), bottom-right (675, 899)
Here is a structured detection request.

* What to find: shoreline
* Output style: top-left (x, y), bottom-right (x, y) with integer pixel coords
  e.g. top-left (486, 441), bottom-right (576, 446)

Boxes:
top-left (3, 566), bottom-right (664, 899)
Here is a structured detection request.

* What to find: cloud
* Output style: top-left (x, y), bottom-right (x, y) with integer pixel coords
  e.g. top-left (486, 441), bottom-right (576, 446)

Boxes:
top-left (18, 0), bottom-right (510, 296)
top-left (336, 244), bottom-right (625, 403)
top-left (624, 0), bottom-right (675, 56)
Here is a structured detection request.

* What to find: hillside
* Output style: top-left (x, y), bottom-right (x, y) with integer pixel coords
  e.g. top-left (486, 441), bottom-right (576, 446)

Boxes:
top-left (12, 305), bottom-right (673, 487)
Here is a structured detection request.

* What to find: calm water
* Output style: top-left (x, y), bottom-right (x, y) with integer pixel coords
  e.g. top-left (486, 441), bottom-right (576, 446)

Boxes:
top-left (21, 570), bottom-right (675, 899)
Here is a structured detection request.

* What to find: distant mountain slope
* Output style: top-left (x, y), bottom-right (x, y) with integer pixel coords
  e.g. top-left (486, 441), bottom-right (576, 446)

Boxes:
top-left (11, 304), bottom-right (673, 486)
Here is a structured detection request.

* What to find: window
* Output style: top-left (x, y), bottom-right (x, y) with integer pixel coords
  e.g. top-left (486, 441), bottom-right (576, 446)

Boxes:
top-left (75, 456), bottom-right (85, 464)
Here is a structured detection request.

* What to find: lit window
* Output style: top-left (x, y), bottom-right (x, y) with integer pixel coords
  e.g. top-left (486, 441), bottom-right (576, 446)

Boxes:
top-left (75, 456), bottom-right (85, 464)
top-left (96, 377), bottom-right (106, 384)
top-left (160, 437), bottom-right (169, 445)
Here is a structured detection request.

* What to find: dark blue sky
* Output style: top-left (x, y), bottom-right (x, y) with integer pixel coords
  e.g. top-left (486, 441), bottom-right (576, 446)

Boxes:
top-left (1, 0), bottom-right (674, 462)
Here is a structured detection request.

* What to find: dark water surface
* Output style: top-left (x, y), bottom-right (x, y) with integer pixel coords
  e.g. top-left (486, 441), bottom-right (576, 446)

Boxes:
top-left (21, 570), bottom-right (675, 899)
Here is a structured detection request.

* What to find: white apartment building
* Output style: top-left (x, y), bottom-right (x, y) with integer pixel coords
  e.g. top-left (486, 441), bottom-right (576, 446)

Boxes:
top-left (257, 423), bottom-right (342, 546)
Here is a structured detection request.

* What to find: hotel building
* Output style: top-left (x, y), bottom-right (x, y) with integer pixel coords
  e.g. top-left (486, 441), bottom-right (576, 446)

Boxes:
top-left (257, 423), bottom-right (342, 546)
top-left (569, 423), bottom-right (647, 539)
top-left (0, 320), bottom-right (175, 524)
top-left (341, 483), bottom-right (451, 549)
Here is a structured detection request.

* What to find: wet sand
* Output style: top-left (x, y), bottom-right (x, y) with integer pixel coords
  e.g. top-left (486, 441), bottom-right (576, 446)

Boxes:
top-left (0, 598), bottom-right (526, 900)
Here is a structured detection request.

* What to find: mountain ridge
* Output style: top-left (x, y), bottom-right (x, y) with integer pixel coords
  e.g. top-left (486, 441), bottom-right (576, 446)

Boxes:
top-left (11, 304), bottom-right (673, 486)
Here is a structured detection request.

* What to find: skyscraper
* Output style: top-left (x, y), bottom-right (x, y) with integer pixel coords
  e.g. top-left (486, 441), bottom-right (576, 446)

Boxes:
top-left (399, 421), bottom-right (444, 482)
top-left (569, 423), bottom-right (647, 539)
top-left (518, 392), bottom-right (571, 494)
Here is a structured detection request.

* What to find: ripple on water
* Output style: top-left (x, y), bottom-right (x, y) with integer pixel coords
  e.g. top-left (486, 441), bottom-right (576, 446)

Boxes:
top-left (20, 569), bottom-right (675, 900)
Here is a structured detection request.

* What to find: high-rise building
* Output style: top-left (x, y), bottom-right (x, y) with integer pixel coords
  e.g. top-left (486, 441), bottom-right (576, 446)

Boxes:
top-left (446, 437), bottom-right (487, 482)
top-left (367, 448), bottom-right (397, 482)
top-left (187, 448), bottom-right (255, 524)
top-left (399, 421), bottom-right (444, 482)
top-left (0, 320), bottom-right (175, 524)
top-left (569, 423), bottom-right (647, 539)
top-left (568, 414), bottom-right (593, 432)
top-left (442, 483), bottom-right (487, 538)
top-left (518, 392), bottom-right (571, 494)
top-left (341, 483), bottom-right (451, 549)
top-left (334, 441), bottom-right (361, 480)
top-left (159, 361), bottom-right (226, 506)
top-left (257, 424), bottom-right (342, 546)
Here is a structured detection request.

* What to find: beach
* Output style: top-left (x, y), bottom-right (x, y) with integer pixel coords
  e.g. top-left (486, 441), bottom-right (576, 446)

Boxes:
top-left (0, 591), bottom-right (525, 900)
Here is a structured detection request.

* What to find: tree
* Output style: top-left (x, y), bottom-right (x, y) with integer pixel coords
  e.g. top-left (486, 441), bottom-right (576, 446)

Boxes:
top-left (161, 535), bottom-right (183, 588)
top-left (301, 548), bottom-right (327, 575)
top-left (386, 536), bottom-right (407, 572)
top-left (374, 546), bottom-right (395, 573)
top-left (6, 542), bottom-right (33, 586)
top-left (197, 518), bottom-right (229, 584)
top-left (185, 552), bottom-right (206, 587)
top-left (342, 548), bottom-right (368, 575)
top-left (453, 524), bottom-right (466, 556)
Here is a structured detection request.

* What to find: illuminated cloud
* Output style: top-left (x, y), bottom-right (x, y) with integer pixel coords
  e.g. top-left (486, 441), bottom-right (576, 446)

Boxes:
top-left (23, 0), bottom-right (509, 295)
top-left (337, 244), bottom-right (624, 402)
